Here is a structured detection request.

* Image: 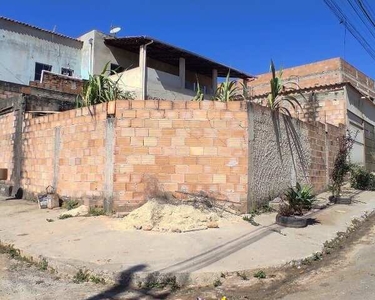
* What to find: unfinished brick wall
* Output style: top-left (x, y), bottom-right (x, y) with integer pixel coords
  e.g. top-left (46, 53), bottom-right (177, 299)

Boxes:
top-left (0, 81), bottom-right (23, 100)
top-left (113, 100), bottom-right (248, 211)
top-left (252, 88), bottom-right (347, 127)
top-left (0, 100), bottom-right (344, 212)
top-left (21, 105), bottom-right (107, 203)
top-left (248, 58), bottom-right (343, 96)
top-left (29, 71), bottom-right (83, 95)
top-left (247, 57), bottom-right (375, 128)
top-left (0, 112), bottom-right (15, 183)
top-left (306, 121), bottom-right (344, 192)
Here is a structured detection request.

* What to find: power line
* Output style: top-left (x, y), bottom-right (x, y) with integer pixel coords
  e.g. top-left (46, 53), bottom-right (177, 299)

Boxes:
top-left (347, 0), bottom-right (375, 39)
top-left (356, 0), bottom-right (375, 28)
top-left (324, 0), bottom-right (375, 61)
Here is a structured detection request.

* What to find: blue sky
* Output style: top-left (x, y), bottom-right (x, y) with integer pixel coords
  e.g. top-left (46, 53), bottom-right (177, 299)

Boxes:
top-left (2, 0), bottom-right (374, 77)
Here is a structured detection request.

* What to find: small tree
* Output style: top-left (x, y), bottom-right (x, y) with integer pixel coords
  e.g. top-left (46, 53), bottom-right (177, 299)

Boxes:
top-left (330, 133), bottom-right (355, 199)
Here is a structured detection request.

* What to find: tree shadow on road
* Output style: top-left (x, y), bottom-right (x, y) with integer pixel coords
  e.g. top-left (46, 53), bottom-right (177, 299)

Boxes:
top-left (86, 264), bottom-right (171, 300)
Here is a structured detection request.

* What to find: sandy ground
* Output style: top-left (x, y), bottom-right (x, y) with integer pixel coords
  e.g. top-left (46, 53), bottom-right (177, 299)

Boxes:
top-left (0, 254), bottom-right (102, 300)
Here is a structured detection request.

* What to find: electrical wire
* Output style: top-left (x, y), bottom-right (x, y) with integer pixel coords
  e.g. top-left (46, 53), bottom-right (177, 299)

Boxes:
top-left (324, 0), bottom-right (375, 60)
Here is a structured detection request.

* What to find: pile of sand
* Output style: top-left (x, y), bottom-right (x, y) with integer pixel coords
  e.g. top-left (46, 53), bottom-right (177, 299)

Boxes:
top-left (119, 199), bottom-right (239, 232)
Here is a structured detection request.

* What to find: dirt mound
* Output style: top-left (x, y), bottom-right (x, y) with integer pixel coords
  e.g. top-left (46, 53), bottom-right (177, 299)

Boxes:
top-left (119, 198), bottom-right (239, 232)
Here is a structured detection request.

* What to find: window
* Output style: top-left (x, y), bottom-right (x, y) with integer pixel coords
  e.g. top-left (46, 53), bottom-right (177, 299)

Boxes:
top-left (34, 63), bottom-right (52, 81)
top-left (61, 68), bottom-right (74, 77)
top-left (110, 63), bottom-right (125, 75)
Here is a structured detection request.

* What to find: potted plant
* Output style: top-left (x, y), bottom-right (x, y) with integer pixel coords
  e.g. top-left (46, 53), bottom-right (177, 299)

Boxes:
top-left (276, 183), bottom-right (315, 228)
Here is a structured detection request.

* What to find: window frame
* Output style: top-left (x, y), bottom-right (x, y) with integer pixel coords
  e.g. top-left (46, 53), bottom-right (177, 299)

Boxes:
top-left (34, 62), bottom-right (52, 81)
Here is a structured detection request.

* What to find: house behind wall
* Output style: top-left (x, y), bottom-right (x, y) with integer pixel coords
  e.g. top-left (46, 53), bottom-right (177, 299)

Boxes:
top-left (0, 17), bottom-right (82, 85)
top-left (0, 16), bottom-right (251, 101)
top-left (248, 57), bottom-right (375, 171)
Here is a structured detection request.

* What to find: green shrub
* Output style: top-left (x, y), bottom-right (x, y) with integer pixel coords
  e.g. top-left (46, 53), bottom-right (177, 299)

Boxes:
top-left (73, 269), bottom-right (90, 283)
top-left (350, 165), bottom-right (375, 190)
top-left (284, 182), bottom-right (315, 215)
top-left (38, 258), bottom-right (48, 271)
top-left (254, 270), bottom-right (266, 279)
top-left (62, 200), bottom-right (79, 210)
top-left (88, 207), bottom-right (106, 216)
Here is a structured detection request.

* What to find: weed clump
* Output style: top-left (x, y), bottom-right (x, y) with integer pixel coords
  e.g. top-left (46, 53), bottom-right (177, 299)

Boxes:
top-left (73, 269), bottom-right (90, 283)
top-left (88, 207), bottom-right (106, 216)
top-left (254, 270), bottom-right (267, 279)
top-left (213, 279), bottom-right (222, 287)
top-left (58, 214), bottom-right (73, 220)
top-left (62, 200), bottom-right (80, 210)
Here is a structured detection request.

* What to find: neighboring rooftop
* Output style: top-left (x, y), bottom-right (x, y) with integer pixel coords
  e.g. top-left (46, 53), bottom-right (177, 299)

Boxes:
top-left (105, 36), bottom-right (254, 79)
top-left (0, 16), bottom-right (83, 48)
top-left (248, 57), bottom-right (375, 99)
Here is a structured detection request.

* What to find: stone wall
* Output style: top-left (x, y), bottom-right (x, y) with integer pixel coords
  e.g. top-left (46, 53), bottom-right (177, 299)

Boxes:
top-left (0, 100), bottom-right (344, 212)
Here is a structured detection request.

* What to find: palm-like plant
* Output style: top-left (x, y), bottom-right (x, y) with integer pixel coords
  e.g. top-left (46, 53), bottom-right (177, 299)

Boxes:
top-left (285, 182), bottom-right (315, 215)
top-left (192, 75), bottom-right (204, 101)
top-left (267, 60), bottom-right (302, 117)
top-left (214, 71), bottom-right (239, 102)
top-left (76, 62), bottom-right (134, 107)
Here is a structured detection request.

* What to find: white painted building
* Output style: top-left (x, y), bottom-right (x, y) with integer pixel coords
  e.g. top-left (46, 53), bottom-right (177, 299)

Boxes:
top-left (0, 17), bottom-right (82, 85)
top-left (0, 16), bottom-right (252, 100)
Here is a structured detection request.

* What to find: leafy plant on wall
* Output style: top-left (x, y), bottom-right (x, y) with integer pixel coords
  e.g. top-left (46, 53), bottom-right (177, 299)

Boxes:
top-left (213, 70), bottom-right (239, 102)
top-left (267, 60), bottom-right (302, 116)
top-left (76, 62), bottom-right (134, 107)
top-left (192, 75), bottom-right (204, 101)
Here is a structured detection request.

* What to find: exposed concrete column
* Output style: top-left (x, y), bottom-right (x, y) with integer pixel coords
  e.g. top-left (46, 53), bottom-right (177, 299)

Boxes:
top-left (246, 102), bottom-right (255, 212)
top-left (179, 57), bottom-right (186, 89)
top-left (10, 95), bottom-right (25, 198)
top-left (139, 45), bottom-right (147, 100)
top-left (104, 118), bottom-right (115, 213)
top-left (212, 69), bottom-right (218, 95)
top-left (52, 127), bottom-right (61, 191)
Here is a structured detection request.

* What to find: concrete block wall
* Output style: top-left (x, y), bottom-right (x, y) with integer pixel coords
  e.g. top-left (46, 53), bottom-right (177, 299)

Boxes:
top-left (21, 105), bottom-right (107, 203)
top-left (252, 88), bottom-right (347, 127)
top-left (0, 100), bottom-right (344, 212)
top-left (0, 112), bottom-right (15, 184)
top-left (249, 104), bottom-right (344, 205)
top-left (248, 58), bottom-right (343, 96)
top-left (248, 57), bottom-right (375, 128)
top-left (113, 100), bottom-right (248, 211)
